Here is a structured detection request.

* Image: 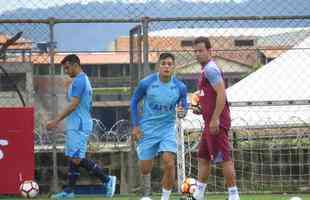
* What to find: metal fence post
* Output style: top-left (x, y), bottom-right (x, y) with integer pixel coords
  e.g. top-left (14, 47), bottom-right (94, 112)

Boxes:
top-left (142, 17), bottom-right (150, 76)
top-left (48, 17), bottom-right (59, 193)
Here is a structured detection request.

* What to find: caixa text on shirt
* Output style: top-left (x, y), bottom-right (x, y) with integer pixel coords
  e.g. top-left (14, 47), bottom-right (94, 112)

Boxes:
top-left (149, 102), bottom-right (175, 112)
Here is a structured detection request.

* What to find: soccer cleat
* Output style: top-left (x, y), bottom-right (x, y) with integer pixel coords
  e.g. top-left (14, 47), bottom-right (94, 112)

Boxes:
top-left (105, 175), bottom-right (117, 197)
top-left (50, 191), bottom-right (75, 199)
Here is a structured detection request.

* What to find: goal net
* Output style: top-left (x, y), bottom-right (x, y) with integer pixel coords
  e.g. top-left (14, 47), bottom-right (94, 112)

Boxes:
top-left (177, 104), bottom-right (310, 193)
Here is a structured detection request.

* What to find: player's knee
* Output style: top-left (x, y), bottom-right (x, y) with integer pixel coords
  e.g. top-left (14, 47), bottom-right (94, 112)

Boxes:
top-left (163, 159), bottom-right (175, 171)
top-left (140, 164), bottom-right (152, 175)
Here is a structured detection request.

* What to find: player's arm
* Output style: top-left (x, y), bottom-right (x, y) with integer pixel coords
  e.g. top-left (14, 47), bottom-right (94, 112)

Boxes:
top-left (47, 97), bottom-right (80, 129)
top-left (204, 66), bottom-right (226, 134)
top-left (130, 81), bottom-right (147, 140)
top-left (177, 83), bottom-right (188, 118)
top-left (211, 81), bottom-right (226, 122)
top-left (47, 77), bottom-right (84, 130)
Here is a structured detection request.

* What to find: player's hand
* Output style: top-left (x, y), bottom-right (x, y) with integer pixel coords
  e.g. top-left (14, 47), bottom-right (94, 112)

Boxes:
top-left (190, 93), bottom-right (202, 115)
top-left (209, 118), bottom-right (220, 135)
top-left (132, 127), bottom-right (142, 141)
top-left (176, 106), bottom-right (186, 118)
top-left (46, 119), bottom-right (58, 130)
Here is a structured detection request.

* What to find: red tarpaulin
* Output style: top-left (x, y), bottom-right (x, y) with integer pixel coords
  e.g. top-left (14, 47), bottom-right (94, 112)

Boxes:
top-left (0, 107), bottom-right (34, 194)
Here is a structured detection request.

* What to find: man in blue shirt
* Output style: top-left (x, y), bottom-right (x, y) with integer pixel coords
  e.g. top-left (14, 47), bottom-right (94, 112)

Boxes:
top-left (131, 52), bottom-right (188, 200)
top-left (47, 54), bottom-right (116, 199)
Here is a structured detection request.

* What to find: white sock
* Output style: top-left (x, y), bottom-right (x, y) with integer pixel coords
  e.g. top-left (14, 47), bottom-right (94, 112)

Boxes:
top-left (161, 188), bottom-right (171, 200)
top-left (228, 186), bottom-right (240, 200)
top-left (193, 181), bottom-right (207, 200)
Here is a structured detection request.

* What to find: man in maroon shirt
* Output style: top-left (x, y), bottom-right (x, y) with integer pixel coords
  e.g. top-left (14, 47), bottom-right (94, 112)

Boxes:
top-left (191, 37), bottom-right (240, 200)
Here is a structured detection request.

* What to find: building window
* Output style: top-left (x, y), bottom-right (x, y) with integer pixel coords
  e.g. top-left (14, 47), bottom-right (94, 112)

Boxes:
top-left (38, 65), bottom-right (50, 75)
top-left (34, 64), bottom-right (61, 75)
top-left (110, 64), bottom-right (123, 77)
top-left (83, 65), bottom-right (98, 78)
top-left (100, 66), bottom-right (108, 77)
top-left (181, 40), bottom-right (193, 47)
top-left (55, 65), bottom-right (62, 75)
top-left (234, 39), bottom-right (254, 47)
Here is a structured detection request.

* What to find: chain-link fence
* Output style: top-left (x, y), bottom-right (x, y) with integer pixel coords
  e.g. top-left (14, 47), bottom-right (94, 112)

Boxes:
top-left (1, 0), bottom-right (310, 19)
top-left (1, 0), bottom-right (310, 196)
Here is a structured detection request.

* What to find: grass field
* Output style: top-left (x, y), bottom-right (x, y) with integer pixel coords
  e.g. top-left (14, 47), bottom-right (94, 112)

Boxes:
top-left (0, 194), bottom-right (309, 200)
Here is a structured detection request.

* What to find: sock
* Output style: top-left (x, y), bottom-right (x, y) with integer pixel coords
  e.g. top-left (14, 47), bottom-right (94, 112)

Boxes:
top-left (80, 159), bottom-right (109, 183)
top-left (141, 174), bottom-right (151, 197)
top-left (228, 186), bottom-right (240, 200)
top-left (65, 161), bottom-right (80, 193)
top-left (161, 188), bottom-right (171, 200)
top-left (193, 181), bottom-right (207, 200)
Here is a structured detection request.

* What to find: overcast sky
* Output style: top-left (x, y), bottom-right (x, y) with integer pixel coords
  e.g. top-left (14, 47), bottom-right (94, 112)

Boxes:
top-left (0, 0), bottom-right (244, 14)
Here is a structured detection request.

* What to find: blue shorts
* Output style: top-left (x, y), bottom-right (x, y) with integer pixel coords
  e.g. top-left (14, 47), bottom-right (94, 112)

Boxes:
top-left (65, 130), bottom-right (89, 159)
top-left (136, 134), bottom-right (177, 160)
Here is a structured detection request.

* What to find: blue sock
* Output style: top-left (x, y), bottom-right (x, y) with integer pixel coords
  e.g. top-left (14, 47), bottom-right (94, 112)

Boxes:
top-left (66, 161), bottom-right (80, 193)
top-left (80, 159), bottom-right (109, 183)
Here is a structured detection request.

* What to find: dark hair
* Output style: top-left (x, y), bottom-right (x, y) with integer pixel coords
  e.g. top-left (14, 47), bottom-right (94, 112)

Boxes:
top-left (159, 52), bottom-right (175, 63)
top-left (61, 54), bottom-right (80, 65)
top-left (193, 36), bottom-right (211, 49)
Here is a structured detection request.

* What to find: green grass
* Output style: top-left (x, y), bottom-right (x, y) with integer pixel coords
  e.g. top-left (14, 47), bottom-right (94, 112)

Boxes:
top-left (1, 194), bottom-right (309, 200)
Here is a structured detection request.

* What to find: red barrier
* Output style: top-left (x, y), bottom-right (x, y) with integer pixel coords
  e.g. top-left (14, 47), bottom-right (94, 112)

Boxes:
top-left (0, 107), bottom-right (34, 194)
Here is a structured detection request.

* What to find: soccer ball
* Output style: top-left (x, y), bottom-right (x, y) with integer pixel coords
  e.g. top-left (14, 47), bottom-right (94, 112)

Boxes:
top-left (181, 177), bottom-right (197, 194)
top-left (290, 197), bottom-right (302, 200)
top-left (19, 180), bottom-right (39, 198)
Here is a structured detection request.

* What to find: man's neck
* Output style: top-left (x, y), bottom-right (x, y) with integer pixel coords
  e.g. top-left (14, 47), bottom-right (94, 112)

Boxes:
top-left (73, 69), bottom-right (82, 77)
top-left (201, 59), bottom-right (212, 68)
top-left (159, 74), bottom-right (172, 83)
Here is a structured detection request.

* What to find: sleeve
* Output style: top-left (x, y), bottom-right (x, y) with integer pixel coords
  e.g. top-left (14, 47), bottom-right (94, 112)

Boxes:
top-left (178, 83), bottom-right (189, 113)
top-left (130, 80), bottom-right (147, 127)
top-left (204, 66), bottom-right (222, 87)
top-left (71, 76), bottom-right (86, 98)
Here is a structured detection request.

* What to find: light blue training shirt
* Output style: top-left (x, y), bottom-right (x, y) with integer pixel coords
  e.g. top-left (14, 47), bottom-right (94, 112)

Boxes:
top-left (130, 73), bottom-right (188, 137)
top-left (65, 72), bottom-right (93, 134)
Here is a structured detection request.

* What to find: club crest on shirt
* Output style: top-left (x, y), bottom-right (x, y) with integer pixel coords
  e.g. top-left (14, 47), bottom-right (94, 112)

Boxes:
top-left (196, 90), bottom-right (205, 97)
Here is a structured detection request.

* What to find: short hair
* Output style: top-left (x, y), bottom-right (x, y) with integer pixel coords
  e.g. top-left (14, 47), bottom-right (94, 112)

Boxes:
top-left (158, 52), bottom-right (175, 63)
top-left (61, 54), bottom-right (80, 65)
top-left (193, 36), bottom-right (212, 49)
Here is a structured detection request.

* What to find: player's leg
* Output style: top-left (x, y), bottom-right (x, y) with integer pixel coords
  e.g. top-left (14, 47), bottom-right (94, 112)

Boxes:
top-left (51, 130), bottom-right (81, 199)
top-left (160, 152), bottom-right (175, 200)
top-left (77, 131), bottom-right (116, 197)
top-left (192, 136), bottom-right (212, 200)
top-left (221, 160), bottom-right (239, 200)
top-left (192, 158), bottom-right (211, 200)
top-left (140, 159), bottom-right (153, 199)
top-left (158, 133), bottom-right (177, 200)
top-left (136, 138), bottom-right (159, 199)
top-left (217, 129), bottom-right (240, 200)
